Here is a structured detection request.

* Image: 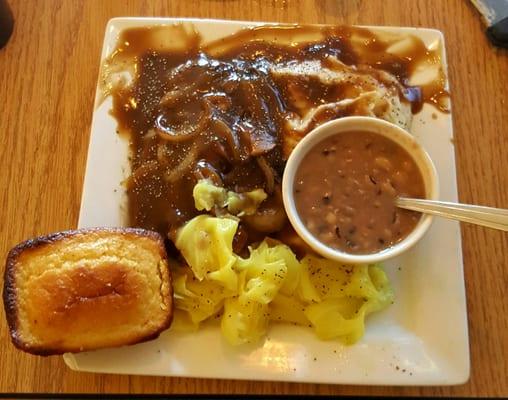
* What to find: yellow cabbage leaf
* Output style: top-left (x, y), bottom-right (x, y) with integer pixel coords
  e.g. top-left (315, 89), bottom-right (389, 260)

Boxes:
top-left (193, 178), bottom-right (267, 216)
top-left (259, 239), bottom-right (301, 296)
top-left (221, 296), bottom-right (269, 345)
top-left (170, 309), bottom-right (200, 332)
top-left (193, 179), bottom-right (228, 211)
top-left (220, 240), bottom-right (298, 345)
top-left (270, 293), bottom-right (310, 326)
top-left (226, 188), bottom-right (267, 216)
top-left (301, 256), bottom-right (394, 344)
top-left (172, 265), bottom-right (229, 325)
top-left (305, 299), bottom-right (368, 344)
top-left (235, 240), bottom-right (288, 304)
top-left (221, 270), bottom-right (270, 345)
top-left (175, 214), bottom-right (238, 291)
top-left (295, 257), bottom-right (321, 303)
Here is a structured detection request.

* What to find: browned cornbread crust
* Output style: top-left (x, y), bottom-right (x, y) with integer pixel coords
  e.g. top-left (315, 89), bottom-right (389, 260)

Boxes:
top-left (3, 227), bottom-right (173, 355)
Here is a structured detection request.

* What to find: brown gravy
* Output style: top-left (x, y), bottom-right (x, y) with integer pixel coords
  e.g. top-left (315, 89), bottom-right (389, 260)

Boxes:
top-left (102, 23), bottom-right (447, 254)
top-left (294, 131), bottom-right (425, 254)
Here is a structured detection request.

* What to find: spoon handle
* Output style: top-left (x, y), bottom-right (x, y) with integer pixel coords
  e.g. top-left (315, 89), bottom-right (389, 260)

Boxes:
top-left (396, 197), bottom-right (508, 231)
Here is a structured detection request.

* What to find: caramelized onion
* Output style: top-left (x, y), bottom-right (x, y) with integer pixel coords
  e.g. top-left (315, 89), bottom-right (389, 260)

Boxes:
top-left (160, 61), bottom-right (215, 107)
top-left (155, 101), bottom-right (211, 142)
top-left (164, 145), bottom-right (199, 183)
top-left (232, 223), bottom-right (249, 254)
top-left (256, 156), bottom-right (275, 194)
top-left (211, 117), bottom-right (241, 162)
top-left (126, 160), bottom-right (159, 189)
top-left (193, 160), bottom-right (223, 185)
top-left (156, 143), bottom-right (174, 166)
top-left (203, 92), bottom-right (232, 111)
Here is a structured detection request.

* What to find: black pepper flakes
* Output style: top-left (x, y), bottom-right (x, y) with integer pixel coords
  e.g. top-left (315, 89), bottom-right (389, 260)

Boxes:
top-left (335, 226), bottom-right (341, 238)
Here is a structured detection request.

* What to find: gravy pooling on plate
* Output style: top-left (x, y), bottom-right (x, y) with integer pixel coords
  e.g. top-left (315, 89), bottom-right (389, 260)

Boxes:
top-left (101, 23), bottom-right (448, 254)
top-left (293, 130), bottom-right (425, 254)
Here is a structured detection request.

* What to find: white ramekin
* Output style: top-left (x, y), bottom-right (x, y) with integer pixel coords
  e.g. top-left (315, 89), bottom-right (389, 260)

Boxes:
top-left (282, 116), bottom-right (439, 264)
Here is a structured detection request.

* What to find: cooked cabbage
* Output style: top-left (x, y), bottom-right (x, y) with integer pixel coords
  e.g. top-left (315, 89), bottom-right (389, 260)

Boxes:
top-left (170, 309), bottom-right (200, 332)
top-left (193, 179), bottom-right (228, 211)
top-left (172, 214), bottom-right (394, 346)
top-left (221, 241), bottom-right (290, 345)
top-left (221, 294), bottom-right (269, 345)
top-left (302, 257), bottom-right (394, 344)
top-left (226, 189), bottom-right (267, 216)
top-left (172, 264), bottom-right (228, 326)
top-left (235, 241), bottom-right (288, 304)
top-left (193, 179), bottom-right (267, 216)
top-left (175, 214), bottom-right (238, 291)
top-left (270, 293), bottom-right (309, 326)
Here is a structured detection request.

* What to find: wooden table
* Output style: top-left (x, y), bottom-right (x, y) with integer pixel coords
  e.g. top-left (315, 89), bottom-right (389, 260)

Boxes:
top-left (1, 0), bottom-right (507, 397)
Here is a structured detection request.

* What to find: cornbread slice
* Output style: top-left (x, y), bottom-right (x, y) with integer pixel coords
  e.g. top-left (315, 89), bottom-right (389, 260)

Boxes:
top-left (3, 228), bottom-right (173, 355)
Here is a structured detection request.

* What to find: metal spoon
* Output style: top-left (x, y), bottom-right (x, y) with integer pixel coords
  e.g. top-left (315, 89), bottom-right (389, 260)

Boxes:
top-left (396, 197), bottom-right (508, 231)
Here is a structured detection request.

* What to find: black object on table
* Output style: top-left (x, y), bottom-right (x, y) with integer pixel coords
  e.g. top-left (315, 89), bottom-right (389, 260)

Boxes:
top-left (0, 0), bottom-right (13, 50)
top-left (470, 0), bottom-right (508, 49)
top-left (487, 16), bottom-right (508, 48)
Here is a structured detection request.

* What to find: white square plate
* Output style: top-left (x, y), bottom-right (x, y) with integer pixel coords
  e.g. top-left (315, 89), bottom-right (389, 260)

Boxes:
top-left (65, 18), bottom-right (469, 385)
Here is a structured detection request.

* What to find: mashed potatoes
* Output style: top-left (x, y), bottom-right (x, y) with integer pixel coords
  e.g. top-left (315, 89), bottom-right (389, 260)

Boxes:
top-left (270, 57), bottom-right (412, 158)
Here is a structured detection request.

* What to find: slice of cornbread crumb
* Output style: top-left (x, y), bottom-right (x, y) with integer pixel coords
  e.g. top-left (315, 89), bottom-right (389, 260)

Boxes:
top-left (3, 228), bottom-right (173, 355)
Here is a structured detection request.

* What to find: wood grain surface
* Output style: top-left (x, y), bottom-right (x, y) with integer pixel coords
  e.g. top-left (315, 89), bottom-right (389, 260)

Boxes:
top-left (0, 0), bottom-right (507, 397)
